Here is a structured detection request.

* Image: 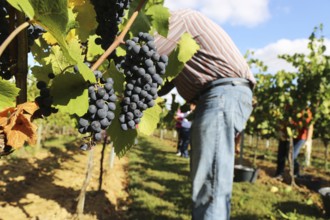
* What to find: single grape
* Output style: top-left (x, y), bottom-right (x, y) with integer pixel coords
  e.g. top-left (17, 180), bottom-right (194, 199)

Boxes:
top-left (36, 81), bottom-right (47, 89)
top-left (94, 132), bottom-right (102, 141)
top-left (79, 118), bottom-right (89, 127)
top-left (97, 109), bottom-right (107, 119)
top-left (48, 73), bottom-right (55, 79)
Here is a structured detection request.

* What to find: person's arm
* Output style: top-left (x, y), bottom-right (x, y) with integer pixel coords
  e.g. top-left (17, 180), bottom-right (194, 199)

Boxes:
top-left (158, 80), bottom-right (175, 96)
top-left (306, 123), bottom-right (314, 142)
top-left (235, 133), bottom-right (241, 154)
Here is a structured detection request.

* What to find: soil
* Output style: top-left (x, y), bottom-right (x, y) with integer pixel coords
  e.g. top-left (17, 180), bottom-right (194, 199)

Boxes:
top-left (0, 141), bottom-right (129, 220)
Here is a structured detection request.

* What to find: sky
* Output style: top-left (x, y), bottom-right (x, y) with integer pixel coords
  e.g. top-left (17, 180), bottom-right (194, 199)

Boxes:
top-left (162, 0), bottom-right (330, 104)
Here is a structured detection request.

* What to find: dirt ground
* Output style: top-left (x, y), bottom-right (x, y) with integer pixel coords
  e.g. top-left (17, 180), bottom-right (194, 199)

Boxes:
top-left (0, 138), bottom-right (329, 220)
top-left (0, 141), bottom-right (129, 220)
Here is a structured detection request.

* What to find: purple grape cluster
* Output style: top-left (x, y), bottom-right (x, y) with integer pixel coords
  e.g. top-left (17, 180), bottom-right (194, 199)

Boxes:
top-left (27, 24), bottom-right (44, 52)
top-left (117, 32), bottom-right (168, 130)
top-left (0, 0), bottom-right (12, 80)
top-left (34, 73), bottom-right (58, 117)
top-left (78, 70), bottom-right (117, 150)
top-left (91, 0), bottom-right (131, 56)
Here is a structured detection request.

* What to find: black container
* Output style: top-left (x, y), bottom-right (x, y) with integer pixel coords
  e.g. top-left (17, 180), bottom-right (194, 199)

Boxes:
top-left (319, 187), bottom-right (330, 217)
top-left (234, 164), bottom-right (259, 183)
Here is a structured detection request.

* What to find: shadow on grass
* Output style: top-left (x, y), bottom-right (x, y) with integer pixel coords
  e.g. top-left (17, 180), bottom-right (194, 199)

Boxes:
top-left (127, 136), bottom-right (191, 220)
top-left (275, 201), bottom-right (324, 219)
top-left (231, 214), bottom-right (262, 220)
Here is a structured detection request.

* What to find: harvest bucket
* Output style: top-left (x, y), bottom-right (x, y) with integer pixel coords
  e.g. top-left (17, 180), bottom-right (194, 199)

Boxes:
top-left (319, 187), bottom-right (330, 217)
top-left (234, 164), bottom-right (259, 183)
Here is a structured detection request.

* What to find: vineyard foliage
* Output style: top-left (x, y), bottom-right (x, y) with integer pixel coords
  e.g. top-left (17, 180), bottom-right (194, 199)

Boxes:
top-left (0, 1), bottom-right (329, 158)
top-left (245, 25), bottom-right (330, 145)
top-left (0, 0), bottom-right (199, 156)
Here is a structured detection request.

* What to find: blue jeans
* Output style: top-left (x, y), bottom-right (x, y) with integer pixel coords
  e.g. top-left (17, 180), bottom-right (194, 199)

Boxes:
top-left (180, 127), bottom-right (191, 157)
top-left (190, 78), bottom-right (253, 220)
top-left (275, 139), bottom-right (306, 176)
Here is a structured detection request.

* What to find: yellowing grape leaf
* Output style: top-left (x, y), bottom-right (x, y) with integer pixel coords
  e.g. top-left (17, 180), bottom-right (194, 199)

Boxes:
top-left (0, 102), bottom-right (39, 149)
top-left (42, 32), bottom-right (58, 45)
top-left (74, 0), bottom-right (97, 42)
top-left (0, 107), bottom-right (15, 127)
top-left (8, 0), bottom-right (78, 64)
top-left (5, 114), bottom-right (37, 148)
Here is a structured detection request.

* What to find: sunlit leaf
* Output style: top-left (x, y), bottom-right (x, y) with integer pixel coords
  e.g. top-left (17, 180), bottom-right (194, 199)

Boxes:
top-left (73, 0), bottom-right (97, 42)
top-left (145, 5), bottom-right (170, 37)
top-left (7, 0), bottom-right (35, 18)
top-left (139, 98), bottom-right (163, 135)
top-left (0, 79), bottom-right (20, 111)
top-left (164, 33), bottom-right (199, 81)
top-left (86, 35), bottom-right (104, 61)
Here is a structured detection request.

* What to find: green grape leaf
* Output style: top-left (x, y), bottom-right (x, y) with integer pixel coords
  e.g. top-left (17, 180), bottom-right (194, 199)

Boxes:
top-left (129, 12), bottom-right (150, 35)
top-left (164, 33), bottom-right (199, 81)
top-left (33, 0), bottom-right (75, 49)
top-left (7, 0), bottom-right (35, 18)
top-left (30, 37), bottom-right (51, 63)
top-left (145, 5), bottom-right (170, 37)
top-left (8, 0), bottom-right (79, 64)
top-left (165, 48), bottom-right (183, 81)
top-left (73, 0), bottom-right (97, 42)
top-left (86, 35), bottom-right (104, 61)
top-left (107, 105), bottom-right (137, 157)
top-left (45, 45), bottom-right (72, 74)
top-left (67, 38), bottom-right (85, 63)
top-left (178, 33), bottom-right (200, 63)
top-left (103, 61), bottom-right (124, 94)
top-left (51, 72), bottom-right (89, 116)
top-left (0, 79), bottom-right (20, 111)
top-left (138, 99), bottom-right (163, 135)
top-left (76, 62), bottom-right (97, 83)
top-left (145, 0), bottom-right (165, 8)
top-left (31, 64), bottom-right (53, 84)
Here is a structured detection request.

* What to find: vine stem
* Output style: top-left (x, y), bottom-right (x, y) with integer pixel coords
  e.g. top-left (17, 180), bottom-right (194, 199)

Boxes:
top-left (0, 21), bottom-right (30, 58)
top-left (91, 0), bottom-right (148, 71)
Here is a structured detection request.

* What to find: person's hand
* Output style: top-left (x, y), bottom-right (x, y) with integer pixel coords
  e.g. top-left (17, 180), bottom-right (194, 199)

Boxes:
top-left (235, 145), bottom-right (240, 154)
top-left (234, 134), bottom-right (241, 154)
top-left (190, 103), bottom-right (196, 111)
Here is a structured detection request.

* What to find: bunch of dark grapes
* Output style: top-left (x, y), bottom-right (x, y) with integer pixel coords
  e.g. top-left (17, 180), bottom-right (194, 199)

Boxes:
top-left (34, 73), bottom-right (57, 117)
top-left (117, 32), bottom-right (168, 130)
top-left (78, 70), bottom-right (117, 150)
top-left (0, 0), bottom-right (13, 80)
top-left (27, 24), bottom-right (45, 52)
top-left (90, 0), bottom-right (131, 57)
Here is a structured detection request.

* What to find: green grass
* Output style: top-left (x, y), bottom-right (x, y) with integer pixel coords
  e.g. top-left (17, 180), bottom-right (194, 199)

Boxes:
top-left (127, 135), bottom-right (191, 220)
top-left (231, 182), bottom-right (323, 219)
top-left (127, 134), bottom-right (327, 220)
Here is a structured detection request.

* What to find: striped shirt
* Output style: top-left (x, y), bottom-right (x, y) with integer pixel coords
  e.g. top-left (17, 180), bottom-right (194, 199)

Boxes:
top-left (154, 9), bottom-right (256, 102)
